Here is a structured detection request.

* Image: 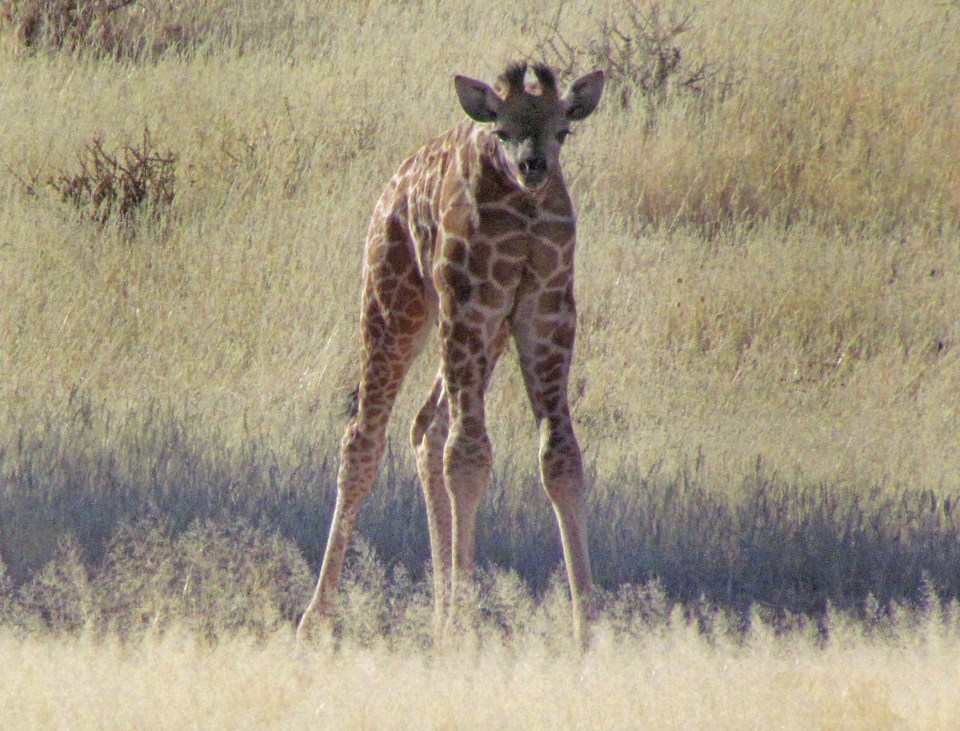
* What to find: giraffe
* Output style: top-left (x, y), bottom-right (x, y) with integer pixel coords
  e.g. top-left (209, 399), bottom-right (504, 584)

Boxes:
top-left (297, 62), bottom-right (605, 649)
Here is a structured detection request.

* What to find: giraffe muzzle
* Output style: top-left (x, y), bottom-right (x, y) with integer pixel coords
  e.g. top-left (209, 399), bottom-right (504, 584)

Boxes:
top-left (518, 157), bottom-right (548, 189)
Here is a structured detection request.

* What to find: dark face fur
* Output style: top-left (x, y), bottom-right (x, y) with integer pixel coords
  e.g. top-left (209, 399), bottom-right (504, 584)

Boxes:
top-left (454, 63), bottom-right (605, 192)
top-left (491, 90), bottom-right (569, 190)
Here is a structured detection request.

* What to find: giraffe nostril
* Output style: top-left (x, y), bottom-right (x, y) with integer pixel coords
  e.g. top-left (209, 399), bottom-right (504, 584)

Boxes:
top-left (520, 158), bottom-right (546, 176)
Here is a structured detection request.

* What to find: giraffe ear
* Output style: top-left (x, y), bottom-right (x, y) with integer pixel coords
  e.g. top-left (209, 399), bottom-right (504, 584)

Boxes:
top-left (454, 75), bottom-right (502, 123)
top-left (564, 70), bottom-right (605, 121)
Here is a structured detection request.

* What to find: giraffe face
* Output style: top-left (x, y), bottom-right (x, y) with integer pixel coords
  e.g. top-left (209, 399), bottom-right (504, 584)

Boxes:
top-left (490, 94), bottom-right (568, 191)
top-left (454, 64), bottom-right (605, 192)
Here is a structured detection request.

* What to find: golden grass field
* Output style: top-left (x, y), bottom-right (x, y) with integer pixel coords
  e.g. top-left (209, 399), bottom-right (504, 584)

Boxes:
top-left (2, 612), bottom-right (959, 730)
top-left (1, 0), bottom-right (960, 727)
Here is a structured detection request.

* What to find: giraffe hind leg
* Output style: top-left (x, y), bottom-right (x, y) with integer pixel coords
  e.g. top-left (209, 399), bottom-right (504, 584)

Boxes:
top-left (411, 373), bottom-right (453, 637)
top-left (298, 267), bottom-right (428, 643)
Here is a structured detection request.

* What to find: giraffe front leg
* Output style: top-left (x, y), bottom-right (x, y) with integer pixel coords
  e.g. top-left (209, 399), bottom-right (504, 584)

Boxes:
top-left (511, 291), bottom-right (593, 650)
top-left (539, 414), bottom-right (592, 650)
top-left (443, 381), bottom-right (492, 628)
top-left (411, 373), bottom-right (453, 638)
top-left (440, 323), bottom-right (510, 633)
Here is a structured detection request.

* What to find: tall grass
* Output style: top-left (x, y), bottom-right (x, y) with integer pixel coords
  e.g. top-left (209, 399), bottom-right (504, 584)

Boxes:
top-left (1, 0), bottom-right (959, 638)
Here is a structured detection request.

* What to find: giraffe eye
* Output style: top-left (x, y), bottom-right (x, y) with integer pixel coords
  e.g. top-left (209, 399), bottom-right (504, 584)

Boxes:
top-left (556, 129), bottom-right (571, 144)
top-left (494, 130), bottom-right (512, 142)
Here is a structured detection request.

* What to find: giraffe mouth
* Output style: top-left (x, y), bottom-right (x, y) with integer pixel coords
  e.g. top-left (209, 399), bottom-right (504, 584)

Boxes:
top-left (517, 170), bottom-right (550, 193)
top-left (522, 176), bottom-right (547, 192)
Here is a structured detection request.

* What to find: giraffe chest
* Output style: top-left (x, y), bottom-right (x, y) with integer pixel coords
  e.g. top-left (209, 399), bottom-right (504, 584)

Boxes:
top-left (423, 205), bottom-right (575, 326)
top-left (475, 200), bottom-right (576, 285)
top-left (395, 134), bottom-right (578, 306)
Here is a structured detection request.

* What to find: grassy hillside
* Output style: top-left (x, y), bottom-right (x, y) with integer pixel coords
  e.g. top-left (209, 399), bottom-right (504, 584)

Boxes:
top-left (1, 0), bottom-right (959, 634)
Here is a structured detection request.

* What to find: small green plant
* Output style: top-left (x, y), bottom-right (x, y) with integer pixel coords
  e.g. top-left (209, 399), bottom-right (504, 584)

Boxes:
top-left (48, 127), bottom-right (176, 232)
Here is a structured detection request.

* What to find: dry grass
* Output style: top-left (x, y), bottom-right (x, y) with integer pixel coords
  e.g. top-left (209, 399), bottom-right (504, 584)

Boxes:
top-left (0, 0), bottom-right (331, 58)
top-left (2, 0), bottom-right (960, 721)
top-left (1, 0), bottom-right (956, 486)
top-left (2, 610), bottom-right (960, 730)
top-left (3, 401), bottom-right (960, 627)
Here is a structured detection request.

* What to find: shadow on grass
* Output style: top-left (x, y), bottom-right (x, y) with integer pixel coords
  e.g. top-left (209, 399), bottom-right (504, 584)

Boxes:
top-left (2, 402), bottom-right (958, 634)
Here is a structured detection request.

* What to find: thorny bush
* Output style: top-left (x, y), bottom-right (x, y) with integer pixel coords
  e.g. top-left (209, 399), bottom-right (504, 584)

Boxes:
top-left (49, 128), bottom-right (176, 232)
top-left (532, 0), bottom-right (737, 117)
top-left (0, 0), bottom-right (190, 58)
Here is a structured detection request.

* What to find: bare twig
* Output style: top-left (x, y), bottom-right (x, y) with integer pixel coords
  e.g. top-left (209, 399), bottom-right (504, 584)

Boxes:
top-left (48, 127), bottom-right (176, 232)
top-left (529, 0), bottom-right (738, 116)
top-left (0, 155), bottom-right (40, 196)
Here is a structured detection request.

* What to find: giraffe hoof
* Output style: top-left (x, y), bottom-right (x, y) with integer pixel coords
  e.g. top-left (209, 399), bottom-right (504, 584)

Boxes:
top-left (296, 608), bottom-right (336, 648)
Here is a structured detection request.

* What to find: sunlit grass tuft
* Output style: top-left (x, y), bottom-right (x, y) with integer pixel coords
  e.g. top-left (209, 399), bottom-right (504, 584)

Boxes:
top-left (2, 600), bottom-right (960, 730)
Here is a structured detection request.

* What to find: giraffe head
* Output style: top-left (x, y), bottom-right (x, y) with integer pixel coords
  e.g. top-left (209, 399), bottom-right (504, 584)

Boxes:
top-left (454, 62), bottom-right (604, 192)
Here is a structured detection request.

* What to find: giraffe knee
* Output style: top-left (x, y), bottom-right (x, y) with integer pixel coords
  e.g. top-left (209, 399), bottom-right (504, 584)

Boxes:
top-left (539, 429), bottom-right (585, 505)
top-left (444, 428), bottom-right (492, 502)
top-left (542, 465), bottom-right (586, 508)
top-left (341, 420), bottom-right (374, 456)
top-left (338, 421), bottom-right (384, 484)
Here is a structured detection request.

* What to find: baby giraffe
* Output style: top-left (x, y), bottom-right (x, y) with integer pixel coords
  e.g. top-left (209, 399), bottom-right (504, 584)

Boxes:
top-left (298, 62), bottom-right (604, 649)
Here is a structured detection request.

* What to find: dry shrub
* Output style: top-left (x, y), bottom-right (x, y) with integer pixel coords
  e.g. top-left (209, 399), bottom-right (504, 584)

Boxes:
top-left (97, 517), bottom-right (182, 636)
top-left (4, 518), bottom-right (313, 638)
top-left (533, 0), bottom-right (735, 116)
top-left (48, 127), bottom-right (176, 232)
top-left (2, 0), bottom-right (129, 54)
top-left (0, 0), bottom-right (192, 58)
top-left (173, 520), bottom-right (313, 640)
top-left (0, 0), bottom-right (332, 59)
top-left (0, 557), bottom-right (20, 628)
top-left (16, 535), bottom-right (97, 633)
